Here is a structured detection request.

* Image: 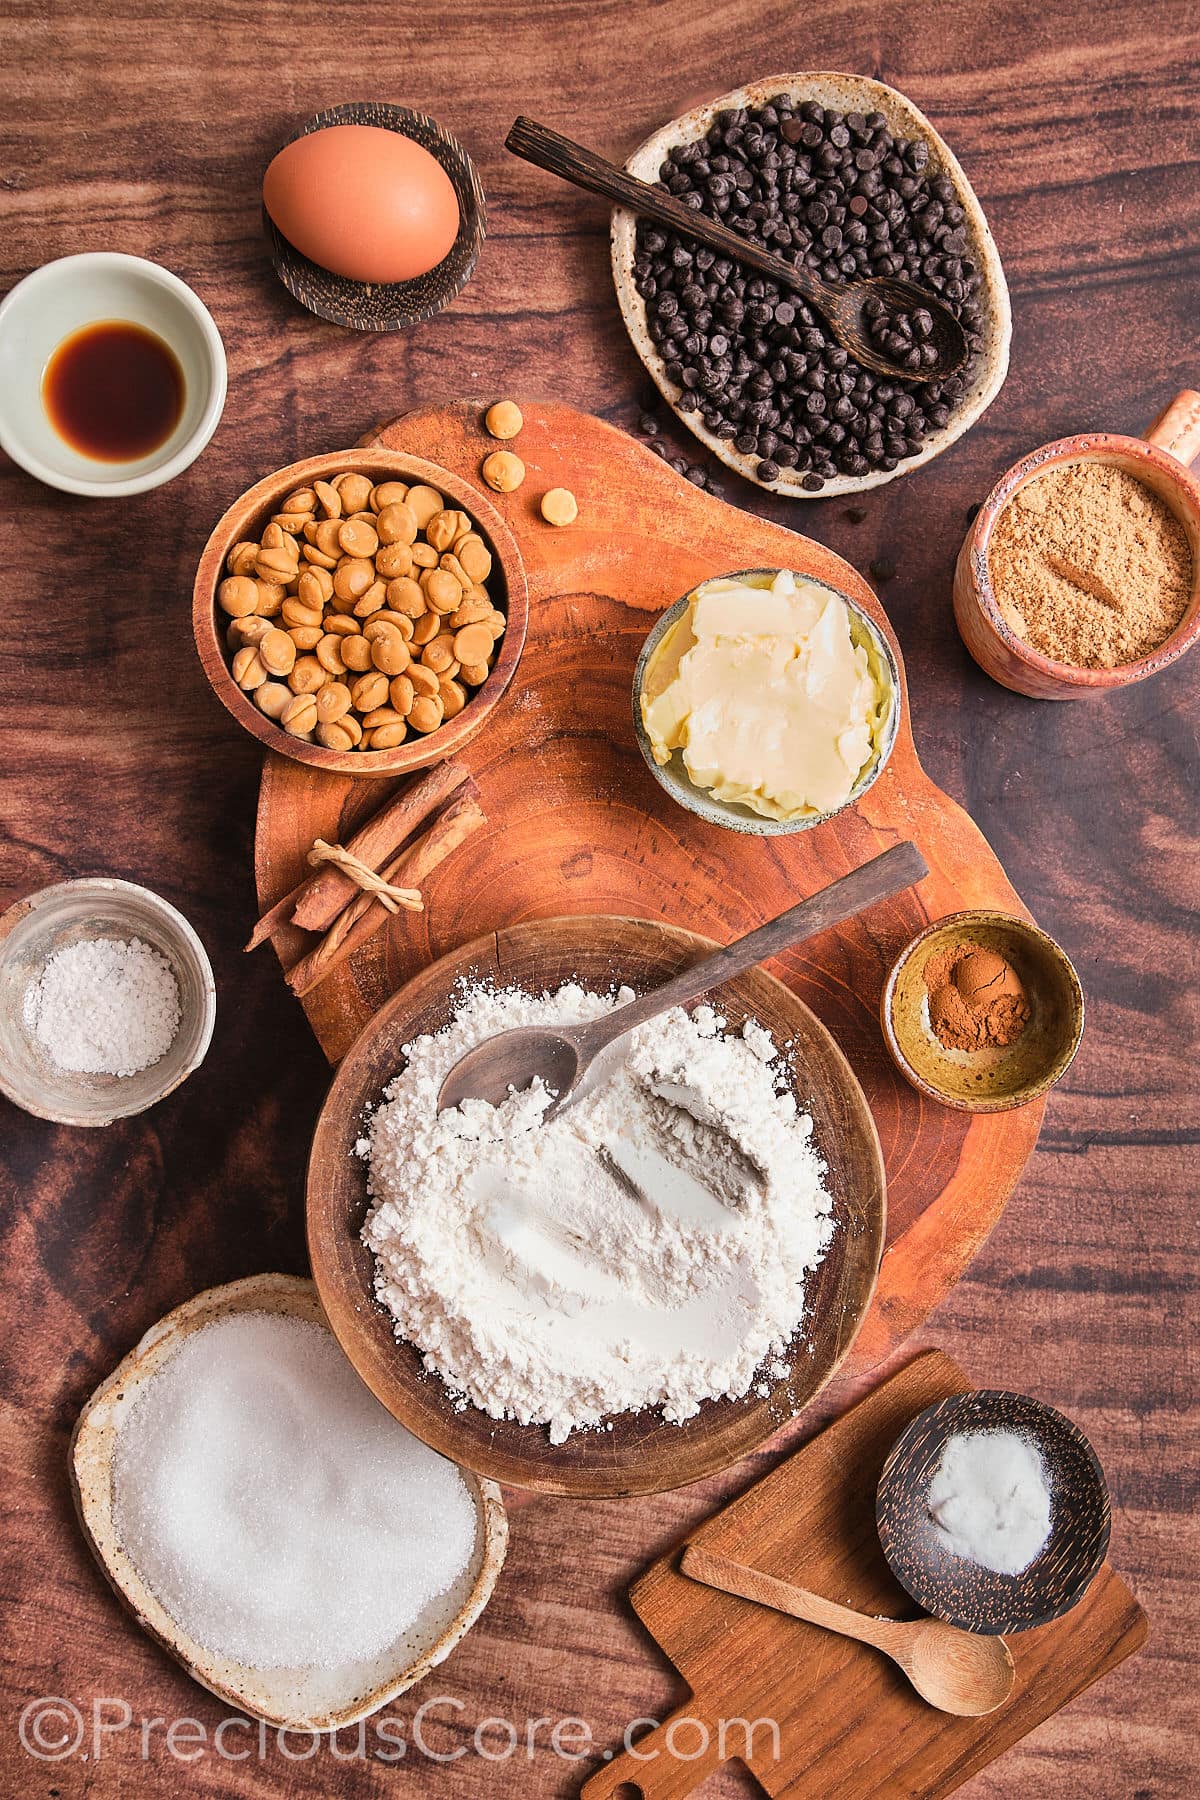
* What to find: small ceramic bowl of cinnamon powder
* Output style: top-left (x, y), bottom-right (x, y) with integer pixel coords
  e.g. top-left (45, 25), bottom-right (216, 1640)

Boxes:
top-left (953, 389), bottom-right (1200, 698)
top-left (881, 910), bottom-right (1083, 1112)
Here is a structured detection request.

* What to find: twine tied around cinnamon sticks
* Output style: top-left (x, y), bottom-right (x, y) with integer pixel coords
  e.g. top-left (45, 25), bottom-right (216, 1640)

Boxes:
top-left (306, 840), bottom-right (423, 915)
top-left (246, 761), bottom-right (486, 996)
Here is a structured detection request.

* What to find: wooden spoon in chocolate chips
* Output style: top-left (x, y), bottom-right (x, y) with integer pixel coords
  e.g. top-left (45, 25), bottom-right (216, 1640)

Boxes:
top-left (507, 117), bottom-right (967, 383)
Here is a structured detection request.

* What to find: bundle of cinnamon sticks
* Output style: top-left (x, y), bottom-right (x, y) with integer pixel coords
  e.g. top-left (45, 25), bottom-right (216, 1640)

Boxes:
top-left (247, 761), bottom-right (486, 996)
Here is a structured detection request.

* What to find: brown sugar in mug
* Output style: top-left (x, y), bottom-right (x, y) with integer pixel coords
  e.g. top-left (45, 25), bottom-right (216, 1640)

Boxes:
top-left (953, 389), bottom-right (1200, 698)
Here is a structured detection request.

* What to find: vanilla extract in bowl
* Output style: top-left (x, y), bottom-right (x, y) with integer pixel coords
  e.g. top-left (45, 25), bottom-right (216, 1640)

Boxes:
top-left (43, 319), bottom-right (185, 462)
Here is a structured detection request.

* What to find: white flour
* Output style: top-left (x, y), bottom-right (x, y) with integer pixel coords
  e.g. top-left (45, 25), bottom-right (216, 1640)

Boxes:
top-left (24, 935), bottom-right (180, 1077)
top-left (361, 982), bottom-right (836, 1442)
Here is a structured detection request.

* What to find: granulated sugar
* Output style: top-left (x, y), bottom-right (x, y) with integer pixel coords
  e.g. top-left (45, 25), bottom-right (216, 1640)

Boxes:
top-left (361, 982), bottom-right (836, 1443)
top-left (112, 1312), bottom-right (479, 1670)
top-left (24, 935), bottom-right (180, 1076)
top-left (927, 1429), bottom-right (1052, 1575)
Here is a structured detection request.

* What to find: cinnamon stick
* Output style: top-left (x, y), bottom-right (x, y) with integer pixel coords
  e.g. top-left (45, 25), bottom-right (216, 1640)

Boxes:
top-left (246, 760), bottom-right (468, 951)
top-left (285, 789), bottom-right (487, 998)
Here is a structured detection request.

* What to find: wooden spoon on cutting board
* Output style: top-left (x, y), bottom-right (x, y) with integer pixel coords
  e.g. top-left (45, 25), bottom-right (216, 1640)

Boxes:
top-left (682, 1544), bottom-right (1016, 1716)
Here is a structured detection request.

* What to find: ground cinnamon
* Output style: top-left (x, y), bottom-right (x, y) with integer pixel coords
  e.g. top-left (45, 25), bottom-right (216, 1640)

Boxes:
top-left (925, 944), bottom-right (1029, 1052)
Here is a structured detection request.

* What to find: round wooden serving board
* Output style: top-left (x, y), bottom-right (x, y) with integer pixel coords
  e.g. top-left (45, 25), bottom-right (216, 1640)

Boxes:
top-left (255, 400), bottom-right (1045, 1380)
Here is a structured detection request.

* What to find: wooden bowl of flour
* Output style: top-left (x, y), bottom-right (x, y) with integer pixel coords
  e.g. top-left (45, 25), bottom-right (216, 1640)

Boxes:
top-left (306, 914), bottom-right (886, 1498)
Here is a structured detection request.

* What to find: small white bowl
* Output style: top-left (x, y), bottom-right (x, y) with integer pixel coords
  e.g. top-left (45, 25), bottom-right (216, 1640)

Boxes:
top-left (0, 253), bottom-right (227, 496)
top-left (0, 878), bottom-right (216, 1126)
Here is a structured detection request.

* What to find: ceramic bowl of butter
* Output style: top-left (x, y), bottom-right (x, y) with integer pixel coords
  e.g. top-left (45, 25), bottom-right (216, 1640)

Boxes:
top-left (633, 567), bottom-right (900, 834)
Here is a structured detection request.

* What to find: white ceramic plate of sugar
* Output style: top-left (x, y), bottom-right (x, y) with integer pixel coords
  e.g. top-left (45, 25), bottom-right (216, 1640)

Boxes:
top-left (70, 1273), bottom-right (508, 1731)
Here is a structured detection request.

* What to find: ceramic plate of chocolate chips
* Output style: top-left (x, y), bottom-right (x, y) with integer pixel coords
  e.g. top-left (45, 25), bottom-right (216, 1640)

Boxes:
top-left (612, 72), bottom-right (1011, 496)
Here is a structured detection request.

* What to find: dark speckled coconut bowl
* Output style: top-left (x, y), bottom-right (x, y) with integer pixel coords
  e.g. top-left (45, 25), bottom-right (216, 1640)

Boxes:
top-left (876, 1389), bottom-right (1111, 1635)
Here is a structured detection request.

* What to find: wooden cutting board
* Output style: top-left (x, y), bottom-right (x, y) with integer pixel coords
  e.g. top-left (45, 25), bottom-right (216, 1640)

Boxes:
top-left (581, 1350), bottom-right (1147, 1800)
top-left (255, 399), bottom-right (1045, 1375)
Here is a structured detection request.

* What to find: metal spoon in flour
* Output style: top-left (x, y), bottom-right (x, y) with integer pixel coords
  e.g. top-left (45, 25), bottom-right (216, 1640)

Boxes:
top-left (437, 841), bottom-right (928, 1118)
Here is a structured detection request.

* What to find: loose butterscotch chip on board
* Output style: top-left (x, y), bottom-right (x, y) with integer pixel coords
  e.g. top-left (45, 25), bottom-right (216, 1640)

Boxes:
top-left (481, 451), bottom-right (525, 493)
top-left (484, 400), bottom-right (523, 440)
top-left (540, 487), bottom-right (578, 527)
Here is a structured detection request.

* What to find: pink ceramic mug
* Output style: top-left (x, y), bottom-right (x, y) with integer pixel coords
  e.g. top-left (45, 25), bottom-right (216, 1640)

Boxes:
top-left (952, 389), bottom-right (1200, 698)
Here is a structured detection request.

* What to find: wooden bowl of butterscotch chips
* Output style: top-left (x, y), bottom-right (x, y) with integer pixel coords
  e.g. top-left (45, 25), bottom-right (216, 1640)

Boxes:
top-left (193, 450), bottom-right (529, 775)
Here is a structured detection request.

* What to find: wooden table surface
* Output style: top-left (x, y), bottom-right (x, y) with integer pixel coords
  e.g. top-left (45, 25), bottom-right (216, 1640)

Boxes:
top-left (1, 2), bottom-right (1196, 1795)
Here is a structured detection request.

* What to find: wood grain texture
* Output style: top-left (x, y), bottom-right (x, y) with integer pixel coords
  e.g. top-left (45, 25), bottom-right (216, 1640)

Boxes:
top-left (582, 1351), bottom-right (1146, 1800)
top-left (1, 1), bottom-right (1196, 1796)
top-left (260, 399), bottom-right (1045, 1385)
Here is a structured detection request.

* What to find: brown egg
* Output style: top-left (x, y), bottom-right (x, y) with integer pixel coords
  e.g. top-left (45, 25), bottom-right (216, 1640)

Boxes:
top-left (263, 125), bottom-right (460, 285)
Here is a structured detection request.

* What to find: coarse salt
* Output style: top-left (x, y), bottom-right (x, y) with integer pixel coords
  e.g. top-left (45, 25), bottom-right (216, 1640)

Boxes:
top-left (112, 1312), bottom-right (479, 1670)
top-left (24, 934), bottom-right (180, 1076)
top-left (927, 1429), bottom-right (1053, 1575)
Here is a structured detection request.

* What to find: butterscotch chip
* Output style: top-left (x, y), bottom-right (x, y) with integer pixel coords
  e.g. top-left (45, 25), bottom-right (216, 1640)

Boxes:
top-left (439, 676), bottom-right (467, 718)
top-left (255, 681), bottom-right (290, 721)
top-left (540, 487), bottom-right (578, 526)
top-left (218, 575), bottom-right (260, 618)
top-left (316, 719), bottom-right (356, 751)
top-left (281, 693), bottom-right (318, 736)
top-left (423, 568), bottom-right (462, 614)
top-left (481, 450), bottom-right (524, 493)
top-left (254, 580), bottom-right (285, 618)
top-left (484, 400), bottom-right (523, 440)
top-left (316, 682), bottom-right (352, 723)
top-left (409, 693), bottom-right (445, 733)
top-left (351, 672), bottom-right (390, 713)
top-left (232, 645), bottom-right (268, 690)
top-left (422, 634), bottom-right (458, 675)
top-left (228, 615), bottom-right (271, 649)
top-left (376, 503), bottom-right (418, 546)
top-left (389, 674), bottom-right (415, 715)
top-left (425, 510), bottom-right (462, 554)
top-left (338, 518), bottom-right (379, 559)
top-left (386, 576), bottom-right (426, 617)
top-left (450, 597), bottom-right (492, 629)
top-left (313, 479), bottom-right (342, 519)
top-left (411, 611), bottom-right (440, 646)
top-left (287, 625), bottom-right (323, 651)
top-left (409, 664), bottom-right (440, 698)
top-left (227, 541), bottom-right (260, 577)
top-left (297, 567), bottom-right (333, 609)
top-left (352, 581), bottom-right (387, 618)
top-left (341, 634), bottom-right (374, 672)
top-left (323, 613), bottom-right (360, 636)
top-left (453, 622), bottom-right (493, 666)
top-left (260, 629), bottom-right (296, 677)
top-left (302, 545), bottom-right (338, 570)
top-left (333, 557), bottom-right (375, 602)
top-left (375, 541), bottom-right (413, 580)
top-left (369, 720), bottom-right (408, 749)
top-left (370, 632), bottom-right (411, 676)
top-left (316, 633), bottom-right (347, 676)
top-left (371, 482), bottom-right (409, 511)
top-left (336, 473), bottom-right (374, 515)
top-left (459, 660), bottom-right (490, 686)
top-left (361, 706), bottom-right (405, 730)
top-left (456, 535), bottom-right (492, 583)
top-left (289, 655), bottom-right (327, 695)
top-left (405, 485), bottom-right (444, 527)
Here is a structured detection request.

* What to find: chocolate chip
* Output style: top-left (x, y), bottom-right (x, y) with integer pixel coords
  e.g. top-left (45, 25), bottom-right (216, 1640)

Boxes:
top-left (844, 505), bottom-right (867, 523)
top-left (869, 557), bottom-right (897, 581)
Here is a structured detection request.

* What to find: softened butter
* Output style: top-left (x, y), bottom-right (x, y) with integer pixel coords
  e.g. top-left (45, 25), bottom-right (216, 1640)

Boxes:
top-left (640, 569), bottom-right (891, 821)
